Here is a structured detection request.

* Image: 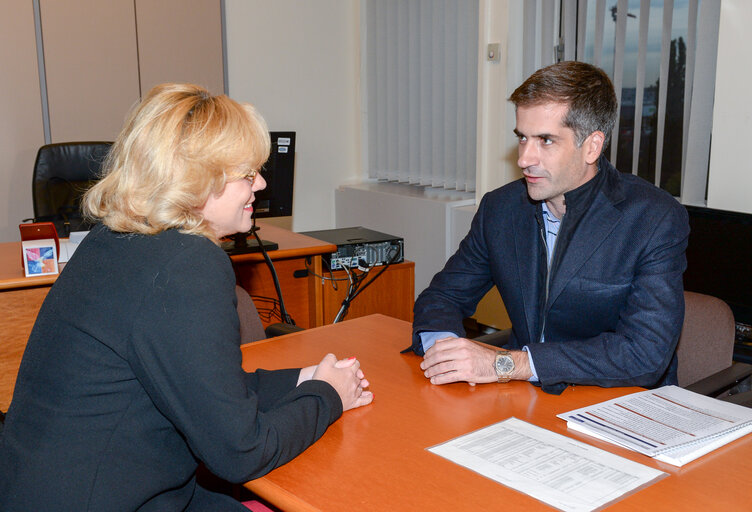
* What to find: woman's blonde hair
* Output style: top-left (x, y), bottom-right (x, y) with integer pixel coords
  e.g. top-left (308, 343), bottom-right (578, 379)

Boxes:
top-left (83, 83), bottom-right (270, 242)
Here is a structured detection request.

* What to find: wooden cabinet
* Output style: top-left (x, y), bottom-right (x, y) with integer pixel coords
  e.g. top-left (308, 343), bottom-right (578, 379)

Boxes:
top-left (228, 222), bottom-right (336, 330)
top-left (134, 0), bottom-right (225, 95)
top-left (38, 0), bottom-right (224, 142)
top-left (0, 286), bottom-right (49, 412)
top-left (320, 261), bottom-right (415, 324)
top-left (234, 256), bottom-right (324, 330)
top-left (40, 0), bottom-right (141, 142)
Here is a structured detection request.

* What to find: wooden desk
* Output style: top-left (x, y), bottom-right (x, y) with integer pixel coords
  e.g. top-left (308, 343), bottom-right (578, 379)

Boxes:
top-left (0, 221), bottom-right (336, 412)
top-left (241, 315), bottom-right (752, 511)
top-left (0, 242), bottom-right (55, 412)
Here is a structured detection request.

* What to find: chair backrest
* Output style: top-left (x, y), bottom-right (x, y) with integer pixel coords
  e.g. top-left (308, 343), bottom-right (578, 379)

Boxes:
top-left (32, 142), bottom-right (112, 235)
top-left (235, 286), bottom-right (266, 344)
top-left (676, 291), bottom-right (736, 387)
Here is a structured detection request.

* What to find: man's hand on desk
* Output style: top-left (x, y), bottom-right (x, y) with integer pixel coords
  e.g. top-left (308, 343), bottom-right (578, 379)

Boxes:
top-left (420, 337), bottom-right (532, 385)
top-left (312, 354), bottom-right (374, 411)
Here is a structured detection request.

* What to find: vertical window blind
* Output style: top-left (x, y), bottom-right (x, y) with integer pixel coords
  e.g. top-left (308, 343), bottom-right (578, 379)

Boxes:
top-left (363, 0), bottom-right (479, 192)
top-left (522, 0), bottom-right (559, 77)
top-left (554, 0), bottom-right (720, 203)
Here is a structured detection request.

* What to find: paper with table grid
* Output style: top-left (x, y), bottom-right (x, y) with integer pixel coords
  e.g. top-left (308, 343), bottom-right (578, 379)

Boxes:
top-left (428, 417), bottom-right (665, 512)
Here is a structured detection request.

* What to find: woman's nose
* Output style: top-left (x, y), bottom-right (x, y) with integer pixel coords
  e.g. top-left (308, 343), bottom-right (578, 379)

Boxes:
top-left (252, 172), bottom-right (267, 192)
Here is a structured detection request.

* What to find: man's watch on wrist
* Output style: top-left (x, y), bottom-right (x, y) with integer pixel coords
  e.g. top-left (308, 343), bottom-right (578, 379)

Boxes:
top-left (493, 350), bottom-right (515, 383)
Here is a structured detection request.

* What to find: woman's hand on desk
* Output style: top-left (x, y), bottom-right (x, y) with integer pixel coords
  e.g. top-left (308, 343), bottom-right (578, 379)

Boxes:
top-left (312, 354), bottom-right (374, 412)
top-left (296, 356), bottom-right (359, 385)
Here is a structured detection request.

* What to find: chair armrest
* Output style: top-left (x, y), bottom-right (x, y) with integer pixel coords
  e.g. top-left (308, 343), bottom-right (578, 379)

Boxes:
top-left (264, 322), bottom-right (304, 338)
top-left (718, 390), bottom-right (752, 408)
top-left (685, 362), bottom-right (752, 397)
top-left (473, 328), bottom-right (512, 348)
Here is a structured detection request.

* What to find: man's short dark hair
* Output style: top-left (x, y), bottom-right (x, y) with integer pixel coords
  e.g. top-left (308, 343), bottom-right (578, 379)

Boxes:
top-left (509, 61), bottom-right (618, 147)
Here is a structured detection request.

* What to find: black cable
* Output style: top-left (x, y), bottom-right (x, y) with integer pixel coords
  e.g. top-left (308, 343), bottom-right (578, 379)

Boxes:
top-left (333, 263), bottom-right (360, 323)
top-left (251, 225), bottom-right (295, 326)
top-left (304, 258), bottom-right (351, 288)
top-left (332, 245), bottom-right (401, 323)
top-left (349, 246), bottom-right (400, 301)
top-left (250, 294), bottom-right (283, 323)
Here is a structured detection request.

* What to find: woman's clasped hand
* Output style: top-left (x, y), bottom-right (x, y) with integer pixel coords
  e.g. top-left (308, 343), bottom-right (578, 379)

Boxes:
top-left (315, 354), bottom-right (374, 411)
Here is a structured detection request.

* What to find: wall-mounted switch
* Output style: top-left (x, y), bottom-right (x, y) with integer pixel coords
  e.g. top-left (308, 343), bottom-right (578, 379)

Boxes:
top-left (487, 43), bottom-right (501, 63)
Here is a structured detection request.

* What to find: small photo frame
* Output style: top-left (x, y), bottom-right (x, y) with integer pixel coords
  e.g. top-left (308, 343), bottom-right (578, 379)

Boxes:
top-left (22, 239), bottom-right (59, 277)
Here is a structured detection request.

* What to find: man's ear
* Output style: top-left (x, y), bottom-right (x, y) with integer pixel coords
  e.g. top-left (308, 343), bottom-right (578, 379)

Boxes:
top-left (583, 131), bottom-right (605, 165)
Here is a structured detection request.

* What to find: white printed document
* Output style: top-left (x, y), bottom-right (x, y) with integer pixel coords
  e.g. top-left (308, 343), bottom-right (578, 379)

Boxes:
top-left (428, 417), bottom-right (665, 512)
top-left (58, 231), bottom-right (89, 263)
top-left (558, 385), bottom-right (752, 467)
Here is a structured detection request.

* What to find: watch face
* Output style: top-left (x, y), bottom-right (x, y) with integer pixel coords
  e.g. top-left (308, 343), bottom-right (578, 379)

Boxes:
top-left (495, 354), bottom-right (514, 374)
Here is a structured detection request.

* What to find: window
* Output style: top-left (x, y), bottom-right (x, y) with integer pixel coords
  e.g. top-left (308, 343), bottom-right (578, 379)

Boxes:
top-left (362, 0), bottom-right (479, 192)
top-left (552, 0), bottom-right (720, 202)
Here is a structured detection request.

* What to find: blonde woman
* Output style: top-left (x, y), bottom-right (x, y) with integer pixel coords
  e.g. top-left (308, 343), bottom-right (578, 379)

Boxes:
top-left (0, 84), bottom-right (372, 511)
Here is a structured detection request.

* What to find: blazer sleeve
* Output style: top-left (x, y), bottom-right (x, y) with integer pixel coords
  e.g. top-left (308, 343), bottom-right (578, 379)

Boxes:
top-left (411, 193), bottom-right (497, 354)
top-left (243, 368), bottom-right (302, 411)
top-left (527, 201), bottom-right (689, 392)
top-left (127, 242), bottom-right (342, 483)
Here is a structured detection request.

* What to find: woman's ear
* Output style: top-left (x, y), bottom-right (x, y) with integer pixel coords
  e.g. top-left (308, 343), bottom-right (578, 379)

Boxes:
top-left (584, 131), bottom-right (605, 165)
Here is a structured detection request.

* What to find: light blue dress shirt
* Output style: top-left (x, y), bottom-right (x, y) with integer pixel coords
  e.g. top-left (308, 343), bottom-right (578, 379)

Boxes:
top-left (420, 330), bottom-right (456, 353)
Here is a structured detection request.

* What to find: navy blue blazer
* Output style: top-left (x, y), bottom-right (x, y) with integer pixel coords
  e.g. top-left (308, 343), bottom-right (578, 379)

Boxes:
top-left (412, 157), bottom-right (689, 394)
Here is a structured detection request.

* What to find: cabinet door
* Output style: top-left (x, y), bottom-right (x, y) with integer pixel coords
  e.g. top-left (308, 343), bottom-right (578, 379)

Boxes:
top-left (322, 261), bottom-right (415, 324)
top-left (135, 0), bottom-right (225, 95)
top-left (40, 0), bottom-right (140, 142)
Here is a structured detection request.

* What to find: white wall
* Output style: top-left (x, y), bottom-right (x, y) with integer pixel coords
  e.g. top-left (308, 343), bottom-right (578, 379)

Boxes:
top-left (475, 0), bottom-right (524, 201)
top-left (706, 0), bottom-right (752, 214)
top-left (224, 0), bottom-right (362, 232)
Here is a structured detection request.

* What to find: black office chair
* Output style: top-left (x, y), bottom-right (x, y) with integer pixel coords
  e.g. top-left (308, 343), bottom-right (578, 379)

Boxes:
top-left (27, 142), bottom-right (112, 237)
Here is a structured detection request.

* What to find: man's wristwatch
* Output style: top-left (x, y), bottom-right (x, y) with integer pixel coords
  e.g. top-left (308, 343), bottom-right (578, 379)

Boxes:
top-left (493, 350), bottom-right (515, 383)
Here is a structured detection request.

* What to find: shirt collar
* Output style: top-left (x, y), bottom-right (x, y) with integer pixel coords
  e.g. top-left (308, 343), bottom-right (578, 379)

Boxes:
top-left (562, 157), bottom-right (606, 214)
top-left (541, 201), bottom-right (561, 224)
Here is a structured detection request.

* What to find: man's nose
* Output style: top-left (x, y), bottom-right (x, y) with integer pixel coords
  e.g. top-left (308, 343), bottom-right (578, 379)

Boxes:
top-left (517, 142), bottom-right (538, 169)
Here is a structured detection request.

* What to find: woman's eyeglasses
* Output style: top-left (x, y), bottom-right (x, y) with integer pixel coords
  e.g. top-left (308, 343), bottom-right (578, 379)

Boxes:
top-left (243, 169), bottom-right (258, 185)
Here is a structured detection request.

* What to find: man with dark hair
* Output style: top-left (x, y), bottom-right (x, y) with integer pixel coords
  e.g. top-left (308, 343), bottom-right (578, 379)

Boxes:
top-left (410, 61), bottom-right (689, 395)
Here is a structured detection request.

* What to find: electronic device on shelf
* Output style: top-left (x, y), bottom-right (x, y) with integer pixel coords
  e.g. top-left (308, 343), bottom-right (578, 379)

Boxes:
top-left (299, 226), bottom-right (404, 271)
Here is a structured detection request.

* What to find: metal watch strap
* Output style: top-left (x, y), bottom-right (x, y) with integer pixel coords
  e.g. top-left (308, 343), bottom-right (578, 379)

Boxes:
top-left (495, 349), bottom-right (513, 383)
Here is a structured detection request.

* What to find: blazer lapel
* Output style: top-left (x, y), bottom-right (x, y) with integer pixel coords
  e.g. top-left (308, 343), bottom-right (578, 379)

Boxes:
top-left (546, 193), bottom-right (622, 308)
top-left (513, 203), bottom-right (543, 345)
